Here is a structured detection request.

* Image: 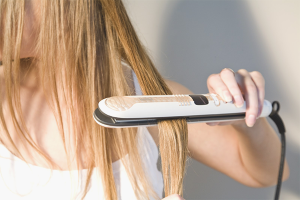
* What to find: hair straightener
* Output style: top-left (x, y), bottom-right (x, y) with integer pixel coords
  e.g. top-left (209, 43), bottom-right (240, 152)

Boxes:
top-left (93, 93), bottom-right (272, 128)
top-left (93, 93), bottom-right (286, 200)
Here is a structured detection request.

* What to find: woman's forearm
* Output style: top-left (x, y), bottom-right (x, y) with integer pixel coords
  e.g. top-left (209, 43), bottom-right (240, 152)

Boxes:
top-left (232, 117), bottom-right (289, 186)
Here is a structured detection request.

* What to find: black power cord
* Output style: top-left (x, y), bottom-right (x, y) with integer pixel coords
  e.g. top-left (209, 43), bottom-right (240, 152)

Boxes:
top-left (268, 101), bottom-right (286, 200)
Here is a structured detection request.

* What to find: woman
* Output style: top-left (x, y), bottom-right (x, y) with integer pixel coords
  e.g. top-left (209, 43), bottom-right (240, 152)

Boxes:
top-left (0, 0), bottom-right (289, 199)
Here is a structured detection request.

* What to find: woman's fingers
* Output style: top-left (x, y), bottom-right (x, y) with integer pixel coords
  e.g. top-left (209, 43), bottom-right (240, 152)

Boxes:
top-left (219, 68), bottom-right (244, 107)
top-left (207, 73), bottom-right (227, 98)
top-left (236, 69), bottom-right (260, 127)
top-left (207, 73), bottom-right (234, 103)
top-left (207, 69), bottom-right (244, 107)
top-left (207, 68), bottom-right (264, 127)
top-left (249, 71), bottom-right (265, 117)
top-left (206, 122), bottom-right (220, 126)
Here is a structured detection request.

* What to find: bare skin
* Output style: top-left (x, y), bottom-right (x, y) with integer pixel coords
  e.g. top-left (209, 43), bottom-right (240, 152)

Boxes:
top-left (0, 0), bottom-right (289, 199)
top-left (148, 80), bottom-right (289, 188)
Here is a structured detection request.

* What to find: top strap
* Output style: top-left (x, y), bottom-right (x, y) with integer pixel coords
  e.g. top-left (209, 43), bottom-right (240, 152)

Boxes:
top-left (132, 70), bottom-right (143, 96)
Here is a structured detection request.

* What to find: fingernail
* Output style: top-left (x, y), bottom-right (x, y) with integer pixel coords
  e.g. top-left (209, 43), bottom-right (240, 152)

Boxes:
top-left (247, 115), bottom-right (256, 127)
top-left (223, 91), bottom-right (232, 102)
top-left (234, 95), bottom-right (244, 107)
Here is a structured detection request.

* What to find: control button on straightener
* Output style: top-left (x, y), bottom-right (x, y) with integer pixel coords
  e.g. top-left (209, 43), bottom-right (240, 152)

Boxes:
top-left (210, 93), bottom-right (220, 106)
top-left (189, 95), bottom-right (209, 105)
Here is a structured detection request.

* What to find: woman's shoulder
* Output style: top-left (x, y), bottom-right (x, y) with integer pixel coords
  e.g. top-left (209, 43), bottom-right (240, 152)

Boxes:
top-left (164, 79), bottom-right (194, 95)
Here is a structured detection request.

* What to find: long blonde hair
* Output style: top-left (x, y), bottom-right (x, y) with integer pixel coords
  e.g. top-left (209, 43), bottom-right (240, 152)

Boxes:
top-left (0, 0), bottom-right (189, 199)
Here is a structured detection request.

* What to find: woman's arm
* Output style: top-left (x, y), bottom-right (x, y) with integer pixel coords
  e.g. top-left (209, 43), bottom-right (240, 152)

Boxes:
top-left (147, 79), bottom-right (289, 188)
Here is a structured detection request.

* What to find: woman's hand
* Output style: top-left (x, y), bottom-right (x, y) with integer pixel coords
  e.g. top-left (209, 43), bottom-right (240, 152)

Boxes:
top-left (162, 194), bottom-right (185, 200)
top-left (151, 77), bottom-right (289, 187)
top-left (206, 68), bottom-right (265, 127)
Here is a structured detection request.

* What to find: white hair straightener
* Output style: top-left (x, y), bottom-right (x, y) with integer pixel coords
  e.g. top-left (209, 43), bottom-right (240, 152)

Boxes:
top-left (93, 93), bottom-right (272, 128)
top-left (93, 93), bottom-right (286, 200)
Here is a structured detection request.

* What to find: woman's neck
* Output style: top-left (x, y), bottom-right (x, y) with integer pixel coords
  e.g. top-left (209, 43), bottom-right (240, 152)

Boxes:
top-left (20, 60), bottom-right (42, 91)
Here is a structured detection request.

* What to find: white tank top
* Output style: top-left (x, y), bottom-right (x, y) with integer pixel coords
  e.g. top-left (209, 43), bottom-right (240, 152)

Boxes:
top-left (0, 69), bottom-right (164, 200)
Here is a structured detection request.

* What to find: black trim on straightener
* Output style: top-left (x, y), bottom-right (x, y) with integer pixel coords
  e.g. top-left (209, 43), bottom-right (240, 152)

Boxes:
top-left (93, 108), bottom-right (245, 127)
